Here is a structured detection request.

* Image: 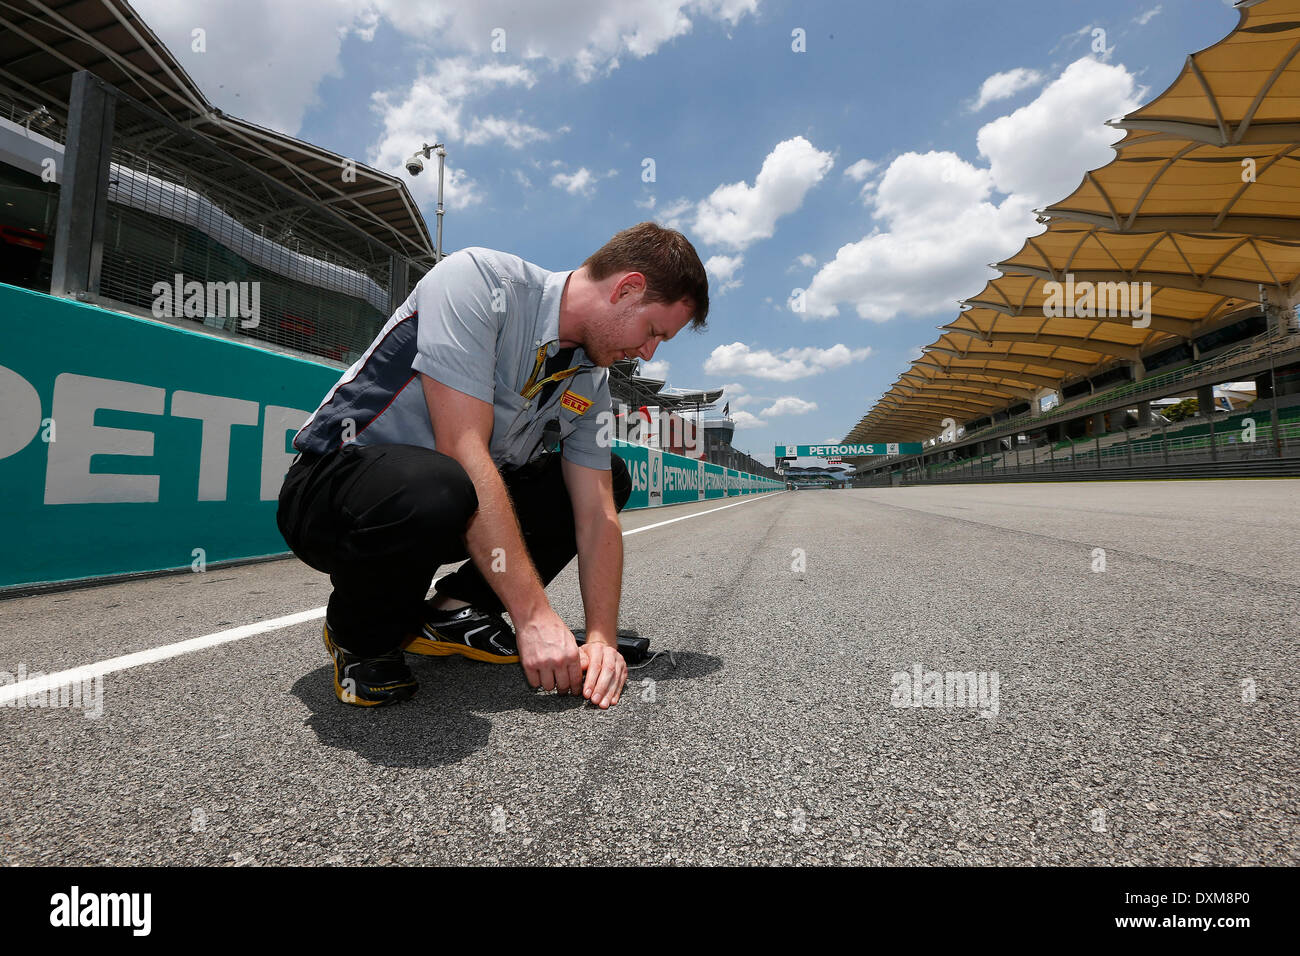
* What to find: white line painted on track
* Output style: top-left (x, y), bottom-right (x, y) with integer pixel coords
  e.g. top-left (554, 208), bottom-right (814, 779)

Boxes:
top-left (0, 607), bottom-right (324, 706)
top-left (622, 490), bottom-right (787, 536)
top-left (0, 491), bottom-right (789, 703)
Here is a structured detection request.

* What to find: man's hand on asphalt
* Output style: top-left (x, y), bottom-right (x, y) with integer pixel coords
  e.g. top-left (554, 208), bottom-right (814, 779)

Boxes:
top-left (579, 640), bottom-right (627, 709)
top-left (515, 608), bottom-right (584, 696)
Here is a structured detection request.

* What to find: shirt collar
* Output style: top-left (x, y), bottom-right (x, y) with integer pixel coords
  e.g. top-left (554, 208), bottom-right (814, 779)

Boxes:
top-left (537, 268), bottom-right (594, 367)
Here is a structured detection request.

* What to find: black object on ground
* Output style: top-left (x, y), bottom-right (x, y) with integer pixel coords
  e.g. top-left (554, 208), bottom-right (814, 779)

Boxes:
top-left (570, 627), bottom-right (650, 664)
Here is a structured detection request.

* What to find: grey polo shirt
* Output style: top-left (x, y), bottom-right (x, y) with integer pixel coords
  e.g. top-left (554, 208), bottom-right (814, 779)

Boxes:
top-left (291, 247), bottom-right (613, 470)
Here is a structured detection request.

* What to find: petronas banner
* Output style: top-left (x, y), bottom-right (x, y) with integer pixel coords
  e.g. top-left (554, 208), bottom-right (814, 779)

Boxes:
top-left (776, 443), bottom-right (923, 459)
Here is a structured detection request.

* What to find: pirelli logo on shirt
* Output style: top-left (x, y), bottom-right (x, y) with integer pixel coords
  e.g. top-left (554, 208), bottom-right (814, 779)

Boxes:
top-left (560, 389), bottom-right (592, 415)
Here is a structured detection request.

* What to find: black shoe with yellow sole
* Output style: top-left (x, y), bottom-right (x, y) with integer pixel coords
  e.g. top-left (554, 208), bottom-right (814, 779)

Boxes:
top-left (323, 623), bottom-right (419, 706)
top-left (403, 601), bottom-right (519, 664)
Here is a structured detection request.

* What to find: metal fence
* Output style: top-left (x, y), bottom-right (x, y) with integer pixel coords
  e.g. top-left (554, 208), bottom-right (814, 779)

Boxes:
top-left (37, 73), bottom-right (409, 367)
top-left (894, 410), bottom-right (1300, 483)
top-left (951, 327), bottom-right (1300, 449)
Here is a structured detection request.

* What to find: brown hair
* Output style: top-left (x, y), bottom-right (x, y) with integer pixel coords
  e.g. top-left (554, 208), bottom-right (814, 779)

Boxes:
top-left (582, 221), bottom-right (709, 328)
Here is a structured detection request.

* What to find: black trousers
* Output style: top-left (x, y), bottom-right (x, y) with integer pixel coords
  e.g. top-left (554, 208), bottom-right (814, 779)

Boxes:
top-left (276, 443), bottom-right (632, 657)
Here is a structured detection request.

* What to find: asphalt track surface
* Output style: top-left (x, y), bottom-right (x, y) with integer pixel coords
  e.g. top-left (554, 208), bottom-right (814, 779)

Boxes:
top-left (2, 480), bottom-right (1297, 866)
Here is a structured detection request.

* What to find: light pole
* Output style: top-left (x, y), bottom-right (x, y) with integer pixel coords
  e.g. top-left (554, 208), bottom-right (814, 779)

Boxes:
top-left (435, 143), bottom-right (445, 262)
top-left (408, 142), bottom-right (446, 261)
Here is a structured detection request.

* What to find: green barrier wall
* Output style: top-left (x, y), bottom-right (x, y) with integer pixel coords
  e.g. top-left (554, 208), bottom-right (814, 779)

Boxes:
top-left (0, 284), bottom-right (335, 590)
top-left (0, 284), bottom-right (781, 590)
top-left (609, 442), bottom-right (782, 507)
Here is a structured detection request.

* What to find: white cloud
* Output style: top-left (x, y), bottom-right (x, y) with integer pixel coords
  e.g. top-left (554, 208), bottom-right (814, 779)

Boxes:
top-left (369, 58), bottom-right (546, 208)
top-left (705, 254), bottom-right (744, 293)
top-left (513, 169), bottom-right (533, 188)
top-left (658, 197), bottom-right (695, 230)
top-left (1134, 5), bottom-right (1162, 26)
top-left (350, 5), bottom-right (382, 41)
top-left (844, 159), bottom-right (881, 205)
top-left (1051, 23), bottom-right (1096, 55)
top-left (640, 359), bottom-right (670, 378)
top-left (796, 151), bottom-right (1020, 320)
top-left (635, 195), bottom-right (657, 209)
top-left (463, 115), bottom-right (550, 147)
top-left (131, 0), bottom-right (765, 209)
top-left (706, 254), bottom-right (743, 280)
top-left (719, 384), bottom-right (815, 423)
top-left (551, 166), bottom-right (617, 197)
top-left (131, 0), bottom-right (363, 135)
top-left (719, 382), bottom-right (757, 408)
top-left (362, 0), bottom-right (761, 81)
top-left (853, 180), bottom-right (879, 205)
top-left (760, 396), bottom-right (817, 416)
top-left (977, 56), bottom-right (1142, 207)
top-left (795, 253), bottom-right (817, 269)
top-left (969, 67), bottom-right (1044, 112)
top-left (553, 168), bottom-right (598, 196)
top-left (143, 0), bottom-right (732, 132)
top-left (801, 56), bottom-right (1143, 322)
top-left (690, 137), bottom-right (835, 249)
top-left (844, 159), bottom-right (877, 182)
top-left (704, 342), bottom-right (872, 381)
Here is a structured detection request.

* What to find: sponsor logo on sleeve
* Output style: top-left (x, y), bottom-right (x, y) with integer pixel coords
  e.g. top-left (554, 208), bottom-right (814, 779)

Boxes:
top-left (560, 389), bottom-right (592, 415)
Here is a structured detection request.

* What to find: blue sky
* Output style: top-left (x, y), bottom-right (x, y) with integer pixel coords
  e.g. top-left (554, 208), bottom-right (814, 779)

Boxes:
top-left (135, 0), bottom-right (1241, 466)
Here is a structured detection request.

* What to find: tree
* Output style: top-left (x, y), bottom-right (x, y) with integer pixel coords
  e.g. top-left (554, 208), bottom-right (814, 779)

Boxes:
top-left (1163, 397), bottom-right (1198, 423)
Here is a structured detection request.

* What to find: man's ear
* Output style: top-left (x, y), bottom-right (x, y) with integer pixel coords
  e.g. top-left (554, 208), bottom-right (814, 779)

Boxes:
top-left (611, 271), bottom-right (647, 302)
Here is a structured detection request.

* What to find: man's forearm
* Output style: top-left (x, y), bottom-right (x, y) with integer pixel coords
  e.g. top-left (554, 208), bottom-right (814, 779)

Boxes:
top-left (575, 515), bottom-right (623, 645)
top-left (457, 451), bottom-right (550, 621)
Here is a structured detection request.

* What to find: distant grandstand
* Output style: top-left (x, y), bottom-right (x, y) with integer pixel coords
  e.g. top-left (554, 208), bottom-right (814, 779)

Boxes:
top-left (782, 464), bottom-right (856, 489)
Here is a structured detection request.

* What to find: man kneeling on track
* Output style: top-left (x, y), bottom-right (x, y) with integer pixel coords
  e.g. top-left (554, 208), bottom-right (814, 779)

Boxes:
top-left (276, 222), bottom-right (710, 710)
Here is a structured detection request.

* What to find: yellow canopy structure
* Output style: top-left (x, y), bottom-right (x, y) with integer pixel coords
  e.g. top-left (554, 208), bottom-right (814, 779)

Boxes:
top-left (847, 0), bottom-right (1300, 449)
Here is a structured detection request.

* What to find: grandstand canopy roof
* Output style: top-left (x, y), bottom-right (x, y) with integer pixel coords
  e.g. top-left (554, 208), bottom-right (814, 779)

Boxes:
top-left (658, 386), bottom-right (726, 405)
top-left (1041, 129), bottom-right (1300, 240)
top-left (1110, 0), bottom-right (1300, 147)
top-left (0, 0), bottom-right (435, 263)
top-left (607, 358), bottom-right (727, 410)
top-left (997, 222), bottom-right (1300, 303)
top-left (845, 0), bottom-right (1300, 450)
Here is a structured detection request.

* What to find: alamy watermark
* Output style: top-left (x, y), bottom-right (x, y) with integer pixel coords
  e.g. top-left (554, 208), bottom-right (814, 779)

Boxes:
top-left (1042, 274), bottom-right (1152, 329)
top-left (50, 886), bottom-right (150, 936)
top-left (595, 408), bottom-right (701, 455)
top-left (1, 664), bottom-right (104, 719)
top-left (152, 274), bottom-right (261, 329)
top-left (891, 663), bottom-right (999, 718)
